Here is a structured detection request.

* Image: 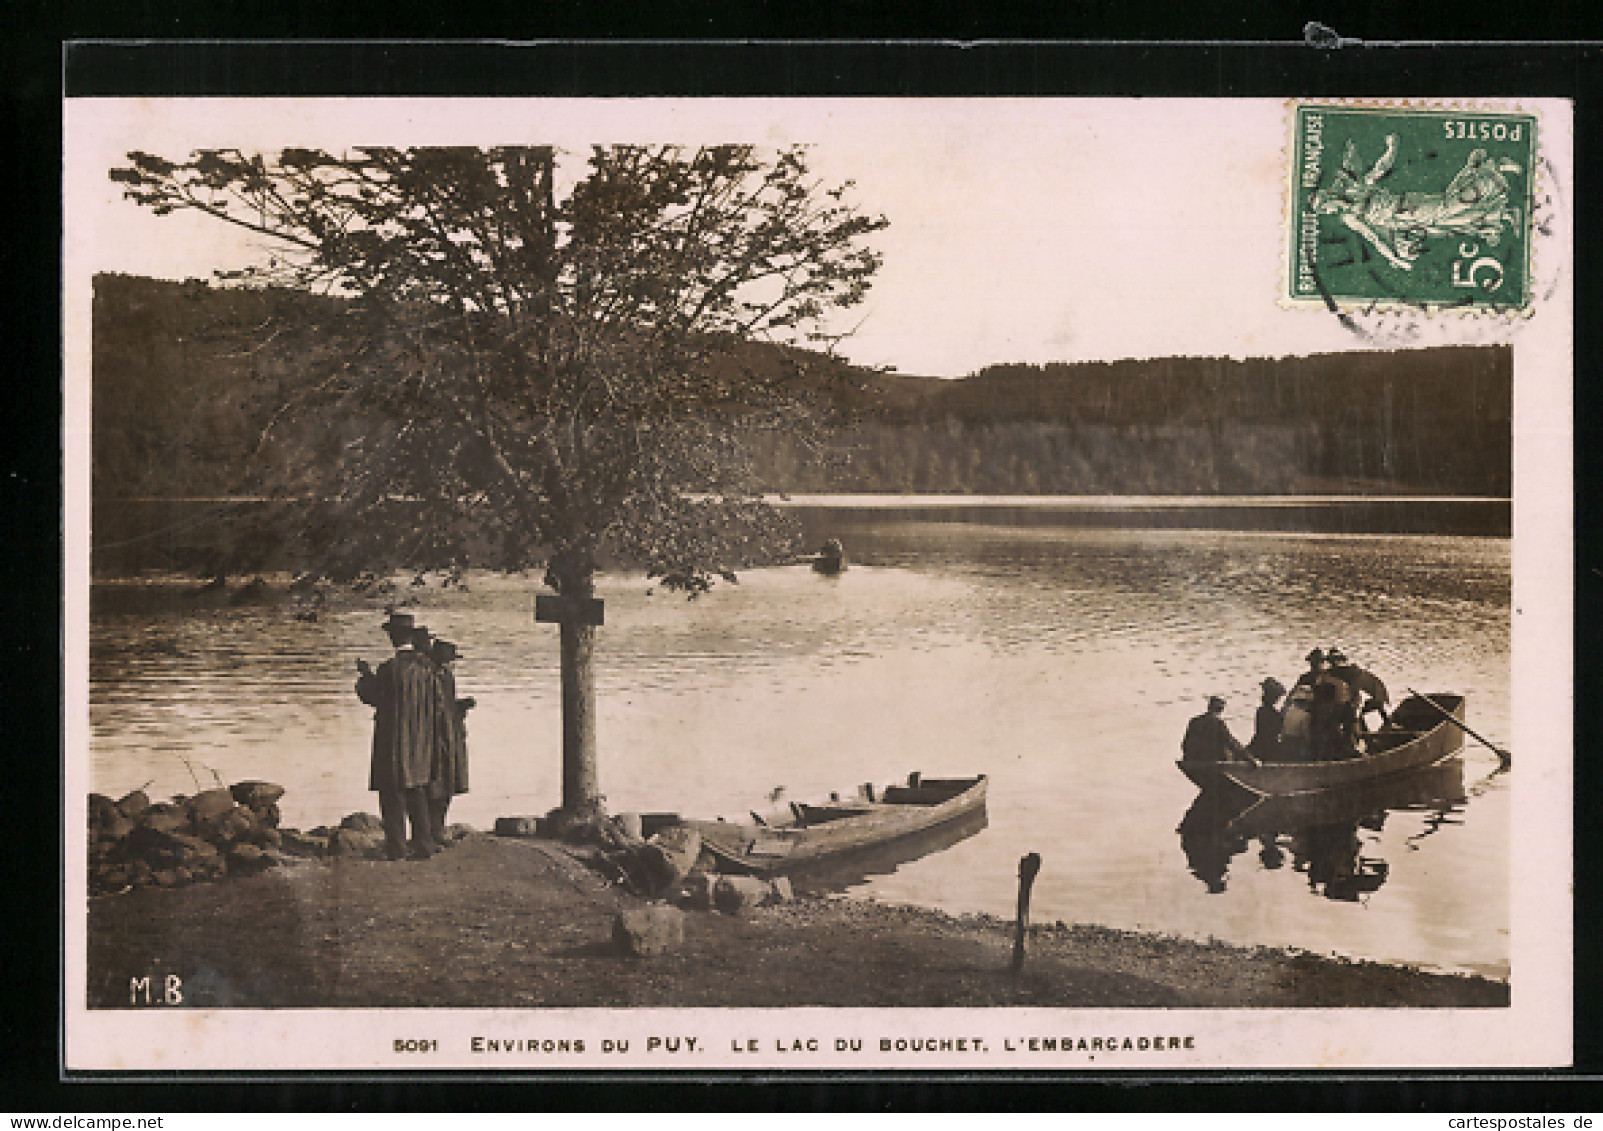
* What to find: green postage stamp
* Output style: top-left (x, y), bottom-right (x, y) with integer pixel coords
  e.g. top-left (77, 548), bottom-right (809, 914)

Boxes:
top-left (1288, 103), bottom-right (1538, 311)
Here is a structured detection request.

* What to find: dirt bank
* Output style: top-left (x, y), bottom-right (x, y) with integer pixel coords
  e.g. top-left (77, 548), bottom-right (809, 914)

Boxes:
top-left (87, 832), bottom-right (1508, 1009)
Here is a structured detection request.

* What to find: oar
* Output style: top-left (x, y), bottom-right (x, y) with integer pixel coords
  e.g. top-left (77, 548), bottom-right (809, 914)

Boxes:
top-left (1407, 688), bottom-right (1511, 768)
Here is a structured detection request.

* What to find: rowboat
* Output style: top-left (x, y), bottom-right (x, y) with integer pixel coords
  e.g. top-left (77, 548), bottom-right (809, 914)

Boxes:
top-left (757, 806), bottom-right (989, 891)
top-left (1178, 692), bottom-right (1466, 797)
top-left (686, 773), bottom-right (988, 876)
top-left (1224, 757), bottom-right (1467, 839)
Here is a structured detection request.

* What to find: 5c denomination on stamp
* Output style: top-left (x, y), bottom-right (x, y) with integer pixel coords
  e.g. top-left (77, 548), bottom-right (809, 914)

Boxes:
top-left (1288, 103), bottom-right (1538, 311)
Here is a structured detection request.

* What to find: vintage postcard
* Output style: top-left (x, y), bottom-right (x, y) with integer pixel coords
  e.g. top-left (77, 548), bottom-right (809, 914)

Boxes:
top-left (62, 96), bottom-right (1573, 1072)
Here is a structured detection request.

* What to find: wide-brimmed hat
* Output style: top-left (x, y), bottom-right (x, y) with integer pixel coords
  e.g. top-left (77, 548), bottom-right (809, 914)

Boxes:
top-left (382, 610), bottom-right (415, 634)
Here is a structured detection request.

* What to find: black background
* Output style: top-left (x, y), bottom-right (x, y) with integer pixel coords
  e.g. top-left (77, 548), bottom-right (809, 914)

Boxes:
top-left (10, 5), bottom-right (1603, 1113)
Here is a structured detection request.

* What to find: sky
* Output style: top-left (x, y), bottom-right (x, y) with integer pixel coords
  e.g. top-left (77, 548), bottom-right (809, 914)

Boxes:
top-left (64, 97), bottom-right (1562, 377)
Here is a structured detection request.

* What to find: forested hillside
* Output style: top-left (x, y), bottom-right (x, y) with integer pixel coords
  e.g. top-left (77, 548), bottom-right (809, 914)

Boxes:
top-left (94, 272), bottom-right (1512, 507)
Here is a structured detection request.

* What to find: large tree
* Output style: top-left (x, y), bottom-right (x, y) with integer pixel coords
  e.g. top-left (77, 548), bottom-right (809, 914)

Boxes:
top-left (111, 144), bottom-right (887, 817)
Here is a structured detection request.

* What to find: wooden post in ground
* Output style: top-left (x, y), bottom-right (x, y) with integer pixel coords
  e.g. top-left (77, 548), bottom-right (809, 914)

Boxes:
top-left (1012, 852), bottom-right (1042, 975)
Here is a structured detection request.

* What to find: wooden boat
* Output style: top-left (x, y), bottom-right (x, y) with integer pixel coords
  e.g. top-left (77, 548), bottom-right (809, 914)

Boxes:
top-left (686, 773), bottom-right (988, 876)
top-left (1178, 692), bottom-right (1466, 797)
top-left (1224, 757), bottom-right (1467, 839)
top-left (762, 806), bottom-right (989, 892)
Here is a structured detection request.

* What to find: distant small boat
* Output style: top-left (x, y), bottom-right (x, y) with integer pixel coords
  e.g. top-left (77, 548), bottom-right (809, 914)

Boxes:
top-left (1178, 693), bottom-right (1467, 797)
top-left (687, 772), bottom-right (988, 876)
top-left (811, 538), bottom-right (847, 575)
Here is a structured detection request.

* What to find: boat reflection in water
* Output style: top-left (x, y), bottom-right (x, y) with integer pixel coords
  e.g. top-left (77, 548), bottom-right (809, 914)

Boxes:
top-left (1177, 759), bottom-right (1468, 901)
top-left (779, 807), bottom-right (990, 895)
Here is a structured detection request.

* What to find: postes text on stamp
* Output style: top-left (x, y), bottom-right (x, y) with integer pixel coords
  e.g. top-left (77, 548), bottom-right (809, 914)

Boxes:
top-left (1288, 103), bottom-right (1537, 311)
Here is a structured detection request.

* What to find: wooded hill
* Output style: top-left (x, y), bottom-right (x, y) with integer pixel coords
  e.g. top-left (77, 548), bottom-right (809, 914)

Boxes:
top-left (93, 272), bottom-right (1511, 507)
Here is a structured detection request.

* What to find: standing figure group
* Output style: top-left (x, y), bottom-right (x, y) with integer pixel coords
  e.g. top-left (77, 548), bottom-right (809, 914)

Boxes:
top-left (356, 610), bottom-right (474, 861)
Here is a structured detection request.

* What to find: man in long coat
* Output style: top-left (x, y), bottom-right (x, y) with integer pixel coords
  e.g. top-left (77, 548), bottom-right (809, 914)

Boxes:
top-left (427, 637), bottom-right (473, 842)
top-left (356, 611), bottom-right (440, 860)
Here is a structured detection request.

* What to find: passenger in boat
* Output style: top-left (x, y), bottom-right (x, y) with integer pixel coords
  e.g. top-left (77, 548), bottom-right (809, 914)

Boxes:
top-left (1293, 648), bottom-right (1330, 691)
top-left (1326, 648), bottom-right (1391, 730)
top-left (1248, 678), bottom-right (1286, 762)
top-left (1182, 696), bottom-right (1257, 767)
top-left (1309, 676), bottom-right (1360, 761)
top-left (812, 537), bottom-right (847, 575)
top-left (426, 637), bottom-right (473, 845)
top-left (1281, 655), bottom-right (1322, 760)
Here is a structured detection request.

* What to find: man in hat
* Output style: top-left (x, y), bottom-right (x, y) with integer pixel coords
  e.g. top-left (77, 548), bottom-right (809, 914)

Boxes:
top-left (1326, 647), bottom-right (1391, 731)
top-left (1248, 677), bottom-right (1286, 762)
top-left (1292, 648), bottom-right (1327, 691)
top-left (355, 610), bottom-right (442, 860)
top-left (1309, 657), bottom-right (1360, 761)
top-left (1181, 696), bottom-right (1255, 767)
top-left (426, 636), bottom-right (474, 842)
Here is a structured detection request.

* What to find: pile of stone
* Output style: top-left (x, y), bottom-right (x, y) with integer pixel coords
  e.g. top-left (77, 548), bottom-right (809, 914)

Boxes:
top-left (611, 872), bottom-right (795, 957)
top-left (499, 810), bottom-right (710, 900)
top-left (88, 780), bottom-right (290, 893)
top-left (679, 872), bottom-right (793, 914)
top-left (89, 780), bottom-right (478, 893)
top-left (499, 810), bottom-right (798, 956)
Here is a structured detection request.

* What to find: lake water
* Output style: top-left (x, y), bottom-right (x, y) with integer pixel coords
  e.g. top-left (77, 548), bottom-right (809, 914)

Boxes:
top-left (88, 500), bottom-right (1511, 978)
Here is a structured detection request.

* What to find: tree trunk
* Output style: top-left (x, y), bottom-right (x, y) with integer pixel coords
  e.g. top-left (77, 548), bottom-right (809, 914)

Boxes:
top-left (559, 618), bottom-right (601, 817)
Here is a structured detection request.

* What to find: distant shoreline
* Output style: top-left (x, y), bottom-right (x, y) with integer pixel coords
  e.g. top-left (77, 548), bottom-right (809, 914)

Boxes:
top-left (84, 493), bottom-right (1513, 578)
top-left (770, 493), bottom-right (1512, 507)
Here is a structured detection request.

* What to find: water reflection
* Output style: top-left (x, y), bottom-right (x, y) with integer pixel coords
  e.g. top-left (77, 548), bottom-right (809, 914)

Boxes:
top-left (1177, 759), bottom-right (1468, 902)
top-left (783, 807), bottom-right (989, 894)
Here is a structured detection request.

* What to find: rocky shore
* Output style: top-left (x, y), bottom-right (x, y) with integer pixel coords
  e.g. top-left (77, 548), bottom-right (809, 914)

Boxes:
top-left (87, 810), bottom-right (1509, 1010)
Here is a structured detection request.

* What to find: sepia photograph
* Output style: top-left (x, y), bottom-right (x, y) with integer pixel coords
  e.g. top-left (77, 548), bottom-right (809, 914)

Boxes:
top-left (61, 94), bottom-right (1573, 1071)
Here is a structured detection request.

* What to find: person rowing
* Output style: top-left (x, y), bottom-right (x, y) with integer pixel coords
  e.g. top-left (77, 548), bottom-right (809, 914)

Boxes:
top-left (812, 537), bottom-right (847, 575)
top-left (1182, 696), bottom-right (1259, 769)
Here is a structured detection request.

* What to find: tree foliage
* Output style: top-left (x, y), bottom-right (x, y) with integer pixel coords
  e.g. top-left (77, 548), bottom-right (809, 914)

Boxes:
top-left (110, 145), bottom-right (888, 594)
